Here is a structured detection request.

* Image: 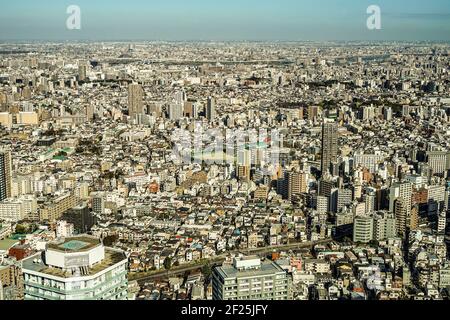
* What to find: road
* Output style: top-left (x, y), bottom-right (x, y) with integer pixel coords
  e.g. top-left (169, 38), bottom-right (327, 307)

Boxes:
top-left (132, 238), bottom-right (333, 284)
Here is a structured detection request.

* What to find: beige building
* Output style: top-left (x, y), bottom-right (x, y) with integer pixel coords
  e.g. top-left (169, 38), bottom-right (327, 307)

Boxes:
top-left (17, 112), bottom-right (39, 125)
top-left (128, 83), bottom-right (144, 117)
top-left (0, 113), bottom-right (13, 128)
top-left (39, 192), bottom-right (78, 222)
top-left (254, 185), bottom-right (269, 201)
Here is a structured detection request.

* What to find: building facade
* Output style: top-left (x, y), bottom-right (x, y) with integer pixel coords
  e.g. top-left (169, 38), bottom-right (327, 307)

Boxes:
top-left (212, 256), bottom-right (292, 300)
top-left (22, 236), bottom-right (128, 300)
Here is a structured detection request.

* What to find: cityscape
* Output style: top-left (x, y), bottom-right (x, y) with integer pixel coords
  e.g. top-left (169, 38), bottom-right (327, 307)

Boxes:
top-left (0, 1), bottom-right (450, 306)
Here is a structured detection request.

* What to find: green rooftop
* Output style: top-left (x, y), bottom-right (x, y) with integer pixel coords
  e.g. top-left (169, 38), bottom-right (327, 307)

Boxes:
top-left (59, 240), bottom-right (91, 251)
top-left (47, 236), bottom-right (100, 253)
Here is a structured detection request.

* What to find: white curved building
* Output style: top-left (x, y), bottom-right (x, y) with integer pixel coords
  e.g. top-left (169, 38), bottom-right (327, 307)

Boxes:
top-left (22, 235), bottom-right (128, 300)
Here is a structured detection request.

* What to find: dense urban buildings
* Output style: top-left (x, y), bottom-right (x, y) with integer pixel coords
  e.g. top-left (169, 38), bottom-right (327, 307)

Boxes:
top-left (0, 40), bottom-right (448, 302)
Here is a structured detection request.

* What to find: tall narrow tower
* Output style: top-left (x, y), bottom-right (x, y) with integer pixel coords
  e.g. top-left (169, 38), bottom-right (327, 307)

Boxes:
top-left (321, 121), bottom-right (338, 176)
top-left (0, 148), bottom-right (12, 201)
top-left (128, 83), bottom-right (144, 117)
top-left (206, 97), bottom-right (216, 122)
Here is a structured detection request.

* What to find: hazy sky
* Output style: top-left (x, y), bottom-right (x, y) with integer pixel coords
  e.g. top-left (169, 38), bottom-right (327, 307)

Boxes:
top-left (0, 0), bottom-right (449, 41)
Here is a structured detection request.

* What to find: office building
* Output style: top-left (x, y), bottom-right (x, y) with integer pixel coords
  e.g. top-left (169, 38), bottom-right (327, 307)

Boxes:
top-left (0, 148), bottom-right (12, 201)
top-left (168, 103), bottom-right (183, 121)
top-left (61, 203), bottom-right (96, 234)
top-left (320, 121), bottom-right (338, 176)
top-left (212, 256), bottom-right (292, 300)
top-left (427, 151), bottom-right (447, 176)
top-left (91, 192), bottom-right (105, 215)
top-left (0, 259), bottom-right (23, 300)
top-left (389, 181), bottom-right (412, 217)
top-left (353, 216), bottom-right (374, 243)
top-left (206, 97), bottom-right (216, 122)
top-left (394, 199), bottom-right (408, 237)
top-left (78, 64), bottom-right (87, 82)
top-left (39, 192), bottom-right (78, 222)
top-left (128, 83), bottom-right (144, 117)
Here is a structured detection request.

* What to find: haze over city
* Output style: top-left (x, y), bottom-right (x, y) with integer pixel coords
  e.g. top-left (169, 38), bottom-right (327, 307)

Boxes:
top-left (0, 0), bottom-right (450, 41)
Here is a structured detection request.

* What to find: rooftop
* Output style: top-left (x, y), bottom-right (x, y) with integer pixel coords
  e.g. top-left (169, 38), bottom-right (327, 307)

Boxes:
top-left (216, 259), bottom-right (285, 279)
top-left (46, 236), bottom-right (101, 253)
top-left (0, 239), bottom-right (19, 251)
top-left (22, 248), bottom-right (127, 279)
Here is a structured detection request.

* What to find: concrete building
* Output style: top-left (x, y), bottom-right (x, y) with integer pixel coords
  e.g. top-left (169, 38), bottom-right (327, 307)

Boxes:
top-left (0, 259), bottom-right (23, 300)
top-left (212, 256), bottom-right (292, 300)
top-left (128, 83), bottom-right (144, 117)
top-left (320, 121), bottom-right (338, 176)
top-left (22, 236), bottom-right (128, 300)
top-left (353, 216), bottom-right (374, 243)
top-left (389, 181), bottom-right (412, 218)
top-left (91, 192), bottom-right (105, 215)
top-left (0, 148), bottom-right (12, 201)
top-left (394, 198), bottom-right (408, 237)
top-left (61, 203), bottom-right (96, 234)
top-left (427, 151), bottom-right (447, 176)
top-left (206, 97), bottom-right (216, 122)
top-left (39, 192), bottom-right (77, 222)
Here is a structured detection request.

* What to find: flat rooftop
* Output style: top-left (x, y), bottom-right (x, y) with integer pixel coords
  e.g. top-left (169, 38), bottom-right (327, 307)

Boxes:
top-left (216, 260), bottom-right (285, 280)
top-left (0, 239), bottom-right (19, 251)
top-left (22, 248), bottom-right (127, 279)
top-left (46, 236), bottom-right (100, 253)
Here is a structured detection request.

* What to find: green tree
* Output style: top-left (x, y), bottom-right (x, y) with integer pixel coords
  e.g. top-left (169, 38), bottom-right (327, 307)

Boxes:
top-left (202, 263), bottom-right (212, 278)
top-left (15, 224), bottom-right (27, 234)
top-left (164, 257), bottom-right (172, 270)
top-left (103, 234), bottom-right (119, 246)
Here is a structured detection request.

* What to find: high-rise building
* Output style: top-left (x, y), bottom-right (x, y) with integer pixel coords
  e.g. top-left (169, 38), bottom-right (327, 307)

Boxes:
top-left (78, 64), bottom-right (87, 82)
top-left (0, 258), bottom-right (23, 300)
top-left (0, 148), bottom-right (12, 202)
top-left (91, 192), bottom-right (105, 215)
top-left (212, 256), bottom-right (292, 300)
top-left (389, 181), bottom-right (412, 217)
top-left (316, 195), bottom-right (328, 213)
top-left (287, 171), bottom-right (307, 201)
top-left (394, 198), bottom-right (408, 237)
top-left (39, 192), bottom-right (77, 222)
top-left (320, 122), bottom-right (338, 176)
top-left (61, 203), bottom-right (96, 234)
top-left (206, 97), bottom-right (216, 122)
top-left (22, 236), bottom-right (128, 300)
top-left (363, 191), bottom-right (376, 213)
top-left (337, 188), bottom-right (353, 212)
top-left (56, 220), bottom-right (74, 238)
top-left (427, 184), bottom-right (446, 216)
top-left (174, 90), bottom-right (187, 105)
top-left (353, 216), bottom-right (374, 243)
top-left (410, 205), bottom-right (419, 231)
top-left (319, 178), bottom-right (334, 198)
top-left (183, 101), bottom-right (198, 118)
top-left (237, 165), bottom-right (250, 182)
top-left (437, 211), bottom-right (446, 234)
top-left (373, 212), bottom-right (397, 241)
top-left (427, 151), bottom-right (447, 176)
top-left (128, 83), bottom-right (144, 117)
top-left (168, 103), bottom-right (183, 121)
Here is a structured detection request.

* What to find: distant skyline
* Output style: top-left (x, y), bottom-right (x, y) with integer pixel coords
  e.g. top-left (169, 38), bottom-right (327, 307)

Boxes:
top-left (0, 0), bottom-right (449, 41)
